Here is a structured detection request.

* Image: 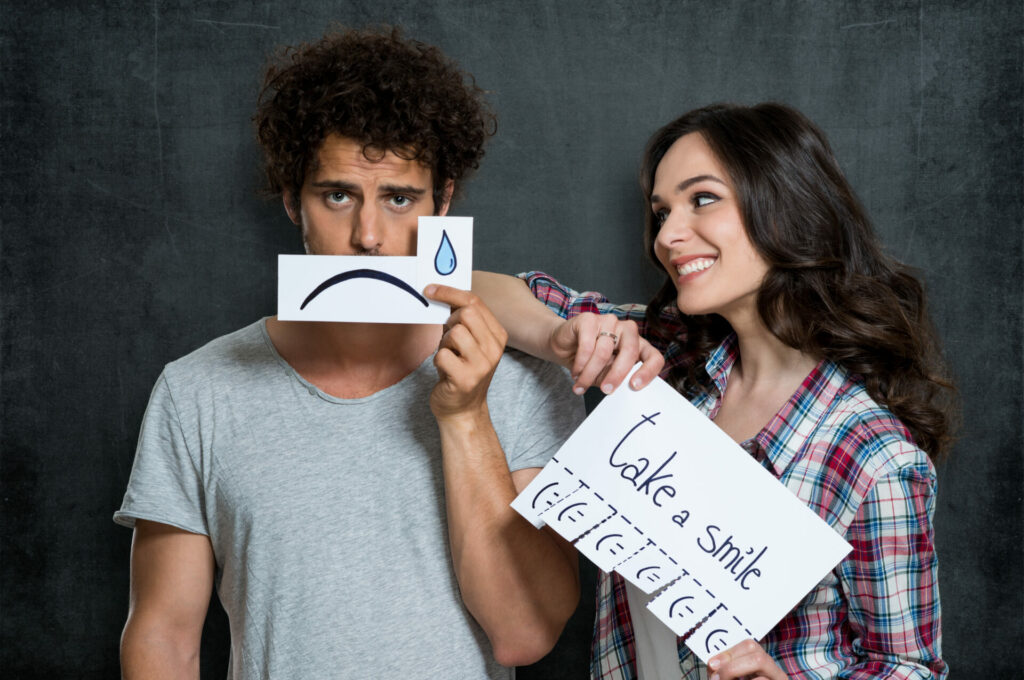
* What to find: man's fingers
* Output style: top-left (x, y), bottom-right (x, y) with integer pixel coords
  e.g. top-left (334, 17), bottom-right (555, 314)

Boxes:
top-left (424, 283), bottom-right (475, 308)
top-left (428, 284), bottom-right (507, 348)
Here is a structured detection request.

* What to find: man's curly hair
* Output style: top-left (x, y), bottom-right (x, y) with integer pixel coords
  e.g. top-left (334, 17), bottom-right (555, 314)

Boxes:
top-left (254, 27), bottom-right (496, 210)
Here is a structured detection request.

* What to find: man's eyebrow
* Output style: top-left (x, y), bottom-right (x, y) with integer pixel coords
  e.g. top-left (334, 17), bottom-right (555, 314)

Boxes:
top-left (379, 184), bottom-right (428, 196)
top-left (310, 180), bottom-right (360, 191)
top-left (308, 181), bottom-right (428, 196)
top-left (650, 174), bottom-right (727, 203)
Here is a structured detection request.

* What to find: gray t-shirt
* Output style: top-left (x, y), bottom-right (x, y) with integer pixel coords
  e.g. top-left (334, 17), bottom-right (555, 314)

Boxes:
top-left (114, 319), bottom-right (584, 679)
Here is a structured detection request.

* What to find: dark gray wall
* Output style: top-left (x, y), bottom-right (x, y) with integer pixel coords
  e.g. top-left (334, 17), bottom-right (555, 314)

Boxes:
top-left (2, 1), bottom-right (1021, 677)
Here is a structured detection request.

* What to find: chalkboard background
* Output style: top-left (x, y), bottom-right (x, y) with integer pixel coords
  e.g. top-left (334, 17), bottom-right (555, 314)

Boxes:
top-left (2, 1), bottom-right (1021, 677)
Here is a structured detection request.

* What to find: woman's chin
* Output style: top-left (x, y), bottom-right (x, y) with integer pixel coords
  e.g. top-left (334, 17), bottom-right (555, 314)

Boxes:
top-left (675, 297), bottom-right (714, 317)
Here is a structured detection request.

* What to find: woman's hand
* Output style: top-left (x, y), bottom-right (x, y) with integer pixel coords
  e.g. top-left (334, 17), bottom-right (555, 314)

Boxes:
top-left (548, 312), bottom-right (664, 395)
top-left (707, 639), bottom-right (789, 680)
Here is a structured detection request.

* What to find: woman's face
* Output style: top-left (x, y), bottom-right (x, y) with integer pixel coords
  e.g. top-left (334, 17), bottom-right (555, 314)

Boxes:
top-left (651, 133), bottom-right (769, 322)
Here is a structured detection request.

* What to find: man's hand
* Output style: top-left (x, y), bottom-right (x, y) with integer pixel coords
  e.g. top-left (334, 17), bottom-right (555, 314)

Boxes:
top-left (550, 312), bottom-right (664, 395)
top-left (707, 639), bottom-right (789, 680)
top-left (425, 285), bottom-right (509, 421)
top-left (421, 283), bottom-right (579, 666)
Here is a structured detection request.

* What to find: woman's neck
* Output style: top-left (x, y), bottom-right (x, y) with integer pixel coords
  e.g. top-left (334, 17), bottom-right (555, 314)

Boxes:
top-left (721, 306), bottom-right (817, 389)
top-left (711, 309), bottom-right (819, 443)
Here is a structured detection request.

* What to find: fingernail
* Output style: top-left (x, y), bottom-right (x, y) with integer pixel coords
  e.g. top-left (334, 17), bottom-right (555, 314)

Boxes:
top-left (710, 675), bottom-right (719, 680)
top-left (601, 383), bottom-right (614, 394)
top-left (424, 284), bottom-right (436, 295)
top-left (573, 386), bottom-right (585, 395)
top-left (631, 377), bottom-right (641, 389)
top-left (708, 659), bottom-right (720, 671)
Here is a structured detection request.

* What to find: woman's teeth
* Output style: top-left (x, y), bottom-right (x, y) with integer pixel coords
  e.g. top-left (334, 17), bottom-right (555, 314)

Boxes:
top-left (677, 258), bottom-right (716, 276)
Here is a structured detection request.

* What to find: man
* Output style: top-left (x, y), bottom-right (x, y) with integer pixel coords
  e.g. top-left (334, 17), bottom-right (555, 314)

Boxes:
top-left (115, 28), bottom-right (584, 678)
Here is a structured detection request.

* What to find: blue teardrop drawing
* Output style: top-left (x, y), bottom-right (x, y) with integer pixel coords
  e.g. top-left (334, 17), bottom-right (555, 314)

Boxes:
top-left (434, 229), bottom-right (457, 275)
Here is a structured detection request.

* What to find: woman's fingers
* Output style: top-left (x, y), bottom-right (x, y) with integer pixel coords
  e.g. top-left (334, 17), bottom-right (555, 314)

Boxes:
top-left (567, 315), bottom-right (665, 394)
top-left (708, 639), bottom-right (788, 680)
top-left (571, 314), bottom-right (621, 392)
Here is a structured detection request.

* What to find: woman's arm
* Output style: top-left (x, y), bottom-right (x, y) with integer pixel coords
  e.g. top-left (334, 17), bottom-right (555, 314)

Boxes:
top-left (470, 271), bottom-right (566, 363)
top-left (456, 271), bottom-right (664, 393)
top-left (836, 462), bottom-right (946, 678)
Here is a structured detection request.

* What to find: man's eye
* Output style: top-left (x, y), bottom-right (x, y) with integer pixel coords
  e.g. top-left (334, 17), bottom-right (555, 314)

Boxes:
top-left (390, 195), bottom-right (411, 207)
top-left (327, 192), bottom-right (350, 204)
top-left (693, 193), bottom-right (718, 208)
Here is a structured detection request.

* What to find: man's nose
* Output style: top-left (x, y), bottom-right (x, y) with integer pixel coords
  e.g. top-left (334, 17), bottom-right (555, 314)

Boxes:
top-left (352, 203), bottom-right (382, 251)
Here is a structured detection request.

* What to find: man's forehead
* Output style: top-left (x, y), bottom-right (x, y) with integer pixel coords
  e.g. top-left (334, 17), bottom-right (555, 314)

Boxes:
top-left (310, 133), bottom-right (431, 179)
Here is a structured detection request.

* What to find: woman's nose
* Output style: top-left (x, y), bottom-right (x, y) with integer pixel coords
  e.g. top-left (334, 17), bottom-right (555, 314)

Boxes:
top-left (655, 212), bottom-right (693, 249)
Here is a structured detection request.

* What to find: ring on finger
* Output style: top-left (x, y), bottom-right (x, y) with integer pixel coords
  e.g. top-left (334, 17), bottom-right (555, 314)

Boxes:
top-left (597, 330), bottom-right (619, 347)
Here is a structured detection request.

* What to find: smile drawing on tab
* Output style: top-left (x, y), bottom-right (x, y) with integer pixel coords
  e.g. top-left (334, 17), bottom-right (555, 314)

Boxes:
top-left (669, 594), bottom-right (698, 620)
top-left (531, 481), bottom-right (565, 511)
top-left (703, 627), bottom-right (731, 654)
top-left (635, 565), bottom-right (662, 585)
top-left (595, 533), bottom-right (629, 558)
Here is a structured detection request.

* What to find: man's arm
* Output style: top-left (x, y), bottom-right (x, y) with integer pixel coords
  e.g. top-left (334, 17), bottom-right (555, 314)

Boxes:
top-left (121, 519), bottom-right (215, 679)
top-left (427, 286), bottom-right (580, 667)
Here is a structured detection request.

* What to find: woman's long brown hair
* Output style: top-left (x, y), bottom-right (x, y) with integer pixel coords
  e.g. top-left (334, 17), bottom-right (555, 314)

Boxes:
top-left (641, 103), bottom-right (957, 460)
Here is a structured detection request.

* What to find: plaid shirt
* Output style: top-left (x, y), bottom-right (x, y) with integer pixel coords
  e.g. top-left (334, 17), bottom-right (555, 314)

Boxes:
top-left (521, 272), bottom-right (946, 680)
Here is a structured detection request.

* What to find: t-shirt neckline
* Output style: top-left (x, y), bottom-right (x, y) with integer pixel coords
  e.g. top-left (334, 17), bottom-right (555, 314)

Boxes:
top-left (257, 317), bottom-right (436, 405)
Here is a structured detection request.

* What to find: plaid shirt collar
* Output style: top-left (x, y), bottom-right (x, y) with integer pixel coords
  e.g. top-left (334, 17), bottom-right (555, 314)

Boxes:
top-left (698, 333), bottom-right (851, 478)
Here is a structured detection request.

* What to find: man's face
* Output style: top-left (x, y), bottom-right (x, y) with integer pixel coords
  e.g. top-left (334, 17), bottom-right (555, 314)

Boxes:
top-left (286, 134), bottom-right (450, 256)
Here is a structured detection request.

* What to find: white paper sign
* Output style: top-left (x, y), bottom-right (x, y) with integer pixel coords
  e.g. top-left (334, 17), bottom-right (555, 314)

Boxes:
top-left (512, 367), bottom-right (851, 663)
top-left (277, 216), bottom-right (472, 323)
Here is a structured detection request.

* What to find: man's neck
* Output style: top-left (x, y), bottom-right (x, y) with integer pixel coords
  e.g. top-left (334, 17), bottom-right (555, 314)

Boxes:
top-left (266, 317), bottom-right (442, 399)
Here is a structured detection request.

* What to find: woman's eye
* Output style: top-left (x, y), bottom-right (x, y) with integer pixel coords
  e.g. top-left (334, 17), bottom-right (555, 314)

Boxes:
top-left (653, 208), bottom-right (668, 225)
top-left (693, 192), bottom-right (718, 208)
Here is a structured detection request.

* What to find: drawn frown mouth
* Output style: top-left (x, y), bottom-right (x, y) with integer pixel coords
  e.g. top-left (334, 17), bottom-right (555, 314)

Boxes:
top-left (300, 269), bottom-right (429, 310)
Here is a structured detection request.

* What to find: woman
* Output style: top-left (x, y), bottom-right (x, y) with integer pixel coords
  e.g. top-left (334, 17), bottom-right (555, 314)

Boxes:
top-left (470, 103), bottom-right (955, 679)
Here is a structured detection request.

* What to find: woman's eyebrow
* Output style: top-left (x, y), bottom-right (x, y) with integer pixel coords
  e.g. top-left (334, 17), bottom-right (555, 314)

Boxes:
top-left (651, 174), bottom-right (727, 203)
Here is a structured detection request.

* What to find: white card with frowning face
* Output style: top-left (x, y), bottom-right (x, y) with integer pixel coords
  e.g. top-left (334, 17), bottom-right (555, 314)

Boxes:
top-left (277, 216), bottom-right (472, 324)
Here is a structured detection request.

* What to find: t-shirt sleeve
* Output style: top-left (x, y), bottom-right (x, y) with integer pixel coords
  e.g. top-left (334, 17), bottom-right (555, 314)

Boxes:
top-left (498, 351), bottom-right (586, 472)
top-left (113, 371), bottom-right (209, 536)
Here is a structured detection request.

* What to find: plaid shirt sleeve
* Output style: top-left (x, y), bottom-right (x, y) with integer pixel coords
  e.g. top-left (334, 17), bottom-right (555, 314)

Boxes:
top-left (836, 452), bottom-right (945, 678)
top-left (770, 409), bottom-right (946, 680)
top-left (518, 271), bottom-right (649, 326)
